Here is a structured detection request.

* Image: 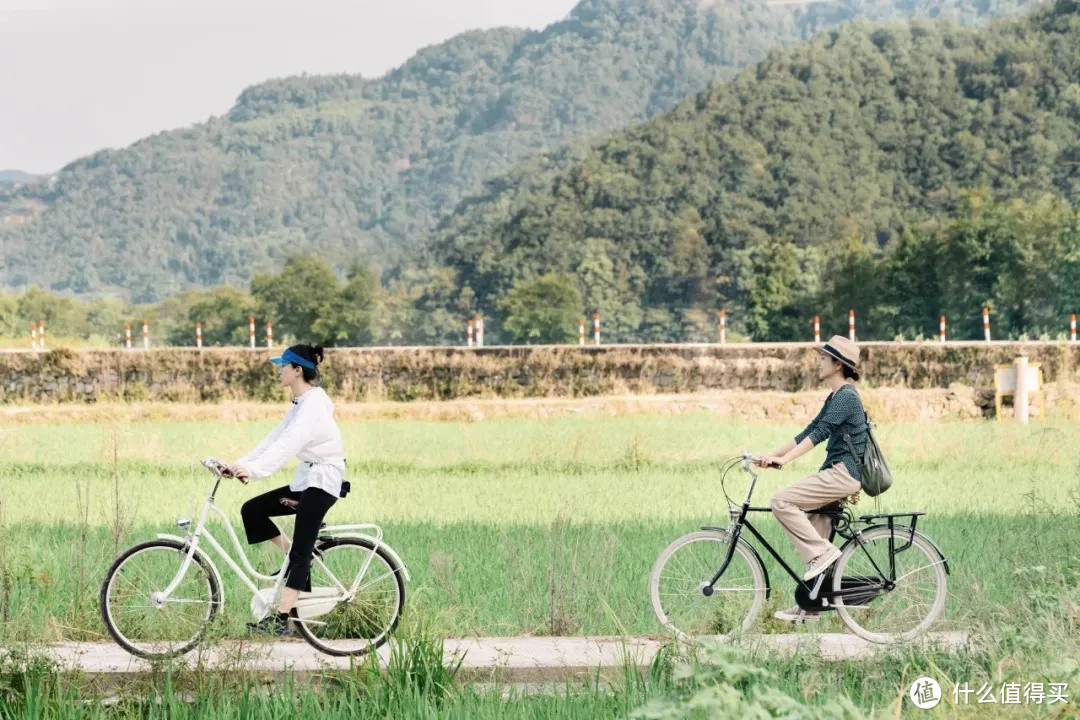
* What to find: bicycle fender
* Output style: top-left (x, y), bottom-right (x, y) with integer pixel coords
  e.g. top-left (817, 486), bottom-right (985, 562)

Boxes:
top-left (326, 533), bottom-right (411, 583)
top-left (156, 533), bottom-right (229, 603)
top-left (845, 525), bottom-right (950, 575)
top-left (700, 526), bottom-right (772, 600)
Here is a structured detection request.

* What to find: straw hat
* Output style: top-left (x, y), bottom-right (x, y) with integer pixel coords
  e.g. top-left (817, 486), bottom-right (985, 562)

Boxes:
top-left (821, 335), bottom-right (860, 369)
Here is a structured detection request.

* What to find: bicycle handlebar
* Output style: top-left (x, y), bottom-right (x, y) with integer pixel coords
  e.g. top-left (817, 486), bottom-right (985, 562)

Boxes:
top-left (740, 451), bottom-right (780, 469)
top-left (201, 457), bottom-right (248, 484)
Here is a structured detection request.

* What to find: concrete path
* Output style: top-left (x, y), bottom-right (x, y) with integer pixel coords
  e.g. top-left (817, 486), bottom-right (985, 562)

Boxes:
top-left (3, 632), bottom-right (969, 684)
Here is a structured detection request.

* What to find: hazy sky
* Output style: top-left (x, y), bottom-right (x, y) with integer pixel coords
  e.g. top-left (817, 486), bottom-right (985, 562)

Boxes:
top-left (0, 0), bottom-right (580, 174)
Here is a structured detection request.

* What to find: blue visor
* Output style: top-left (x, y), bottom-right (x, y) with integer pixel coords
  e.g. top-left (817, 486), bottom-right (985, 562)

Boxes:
top-left (270, 348), bottom-right (316, 370)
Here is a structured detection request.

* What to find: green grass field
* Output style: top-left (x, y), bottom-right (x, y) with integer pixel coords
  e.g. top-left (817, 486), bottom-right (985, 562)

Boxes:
top-left (2, 412), bottom-right (1079, 717)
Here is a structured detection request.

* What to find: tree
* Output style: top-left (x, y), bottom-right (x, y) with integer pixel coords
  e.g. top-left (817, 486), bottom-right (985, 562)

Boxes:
top-left (498, 273), bottom-right (583, 344)
top-left (251, 256), bottom-right (341, 344)
top-left (335, 265), bottom-right (378, 346)
top-left (167, 286), bottom-right (256, 346)
top-left (0, 293), bottom-right (18, 337)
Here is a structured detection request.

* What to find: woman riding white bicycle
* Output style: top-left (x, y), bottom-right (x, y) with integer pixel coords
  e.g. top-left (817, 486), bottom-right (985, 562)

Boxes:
top-left (224, 343), bottom-right (347, 636)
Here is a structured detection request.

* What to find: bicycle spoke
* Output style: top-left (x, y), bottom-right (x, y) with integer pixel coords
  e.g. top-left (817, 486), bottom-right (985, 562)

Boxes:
top-left (104, 543), bottom-right (215, 657)
top-left (296, 541), bottom-right (402, 655)
top-left (651, 533), bottom-right (762, 639)
top-left (892, 559), bottom-right (946, 584)
top-left (353, 569), bottom-right (395, 594)
top-left (834, 529), bottom-right (946, 641)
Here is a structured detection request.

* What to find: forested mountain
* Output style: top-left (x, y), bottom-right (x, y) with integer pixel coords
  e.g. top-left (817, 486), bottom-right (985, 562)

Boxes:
top-left (0, 0), bottom-right (1041, 301)
top-left (0, 171), bottom-right (42, 186)
top-left (422, 0), bottom-right (1080, 343)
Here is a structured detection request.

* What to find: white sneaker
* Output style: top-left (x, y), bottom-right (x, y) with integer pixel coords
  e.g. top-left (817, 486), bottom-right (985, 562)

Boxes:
top-left (803, 547), bottom-right (842, 582)
top-left (774, 606), bottom-right (823, 623)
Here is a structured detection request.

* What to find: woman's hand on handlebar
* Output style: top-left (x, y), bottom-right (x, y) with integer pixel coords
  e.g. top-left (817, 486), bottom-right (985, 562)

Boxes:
top-left (219, 463), bottom-right (250, 482)
top-left (753, 455), bottom-right (784, 469)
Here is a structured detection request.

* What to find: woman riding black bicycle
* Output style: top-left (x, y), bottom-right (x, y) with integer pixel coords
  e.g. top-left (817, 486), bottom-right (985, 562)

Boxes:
top-left (755, 335), bottom-right (867, 623)
top-left (225, 344), bottom-right (347, 636)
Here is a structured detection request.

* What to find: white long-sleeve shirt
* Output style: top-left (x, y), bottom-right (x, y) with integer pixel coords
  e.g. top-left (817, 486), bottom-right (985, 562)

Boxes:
top-left (237, 387), bottom-right (346, 497)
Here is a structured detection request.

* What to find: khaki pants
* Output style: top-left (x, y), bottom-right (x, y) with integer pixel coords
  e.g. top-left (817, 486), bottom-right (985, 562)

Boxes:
top-left (770, 464), bottom-right (861, 565)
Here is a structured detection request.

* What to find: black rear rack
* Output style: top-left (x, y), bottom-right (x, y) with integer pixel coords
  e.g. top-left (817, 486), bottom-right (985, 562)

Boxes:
top-left (858, 511), bottom-right (924, 553)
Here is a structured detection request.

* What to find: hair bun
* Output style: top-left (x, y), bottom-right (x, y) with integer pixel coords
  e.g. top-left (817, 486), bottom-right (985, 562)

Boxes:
top-left (312, 346), bottom-right (325, 365)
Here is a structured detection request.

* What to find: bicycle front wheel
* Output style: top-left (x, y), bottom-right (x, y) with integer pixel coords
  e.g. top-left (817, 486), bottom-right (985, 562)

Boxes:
top-left (293, 537), bottom-right (405, 657)
top-left (649, 530), bottom-right (766, 641)
top-left (100, 539), bottom-right (221, 659)
top-left (833, 526), bottom-right (948, 643)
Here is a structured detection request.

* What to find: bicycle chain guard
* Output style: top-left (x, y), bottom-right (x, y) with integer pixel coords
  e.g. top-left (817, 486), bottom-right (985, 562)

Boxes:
top-left (795, 574), bottom-right (879, 611)
top-left (250, 587), bottom-right (341, 620)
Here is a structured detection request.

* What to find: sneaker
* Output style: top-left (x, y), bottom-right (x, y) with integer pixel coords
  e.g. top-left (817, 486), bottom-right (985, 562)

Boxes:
top-left (246, 611), bottom-right (294, 637)
top-left (774, 606), bottom-right (823, 623)
top-left (803, 547), bottom-right (842, 582)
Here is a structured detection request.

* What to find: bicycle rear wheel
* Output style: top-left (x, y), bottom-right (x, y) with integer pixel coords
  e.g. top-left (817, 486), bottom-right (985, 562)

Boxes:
top-left (833, 526), bottom-right (947, 643)
top-left (649, 530), bottom-right (767, 641)
top-left (100, 539), bottom-right (221, 659)
top-left (293, 537), bottom-right (405, 657)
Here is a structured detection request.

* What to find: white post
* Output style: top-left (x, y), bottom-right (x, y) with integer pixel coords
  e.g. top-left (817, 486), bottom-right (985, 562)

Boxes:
top-left (719, 310), bottom-right (726, 344)
top-left (1072, 313), bottom-right (1077, 343)
top-left (38, 321), bottom-right (45, 351)
top-left (125, 323), bottom-right (132, 349)
top-left (467, 320), bottom-right (474, 347)
top-left (813, 315), bottom-right (821, 343)
top-left (593, 312), bottom-right (601, 345)
top-left (983, 307), bottom-right (991, 342)
top-left (848, 309), bottom-right (856, 342)
top-left (1014, 354), bottom-right (1029, 424)
top-left (30, 323), bottom-right (38, 352)
top-left (249, 316), bottom-right (256, 349)
top-left (266, 322), bottom-right (273, 348)
top-left (196, 322), bottom-right (203, 349)
top-left (476, 315), bottom-right (484, 347)
top-left (142, 320), bottom-right (149, 350)
top-left (939, 315), bottom-right (946, 343)
top-left (578, 317), bottom-right (585, 347)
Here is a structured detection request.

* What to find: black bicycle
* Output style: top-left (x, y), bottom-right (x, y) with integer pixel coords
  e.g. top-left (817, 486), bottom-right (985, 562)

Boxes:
top-left (649, 452), bottom-right (949, 644)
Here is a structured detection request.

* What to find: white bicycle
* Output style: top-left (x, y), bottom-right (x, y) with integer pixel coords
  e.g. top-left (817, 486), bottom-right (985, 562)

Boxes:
top-left (100, 459), bottom-right (409, 659)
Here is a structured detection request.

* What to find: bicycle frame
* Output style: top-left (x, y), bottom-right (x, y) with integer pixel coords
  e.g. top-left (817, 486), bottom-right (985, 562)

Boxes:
top-left (704, 455), bottom-right (893, 606)
top-left (154, 463), bottom-right (409, 618)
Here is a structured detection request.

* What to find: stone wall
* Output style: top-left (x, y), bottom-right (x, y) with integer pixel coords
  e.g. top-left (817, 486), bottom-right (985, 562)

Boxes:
top-left (0, 341), bottom-right (1075, 404)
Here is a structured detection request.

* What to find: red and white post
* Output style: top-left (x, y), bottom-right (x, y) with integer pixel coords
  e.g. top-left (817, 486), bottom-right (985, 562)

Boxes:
top-left (196, 322), bottom-right (203, 349)
top-left (1072, 313), bottom-right (1077, 343)
top-left (813, 315), bottom-right (821, 343)
top-left (939, 315), bottom-right (946, 343)
top-left (982, 307), bottom-right (991, 342)
top-left (578, 317), bottom-right (585, 347)
top-left (125, 322), bottom-right (132, 349)
top-left (38, 321), bottom-right (45, 351)
top-left (467, 319), bottom-right (474, 347)
top-left (249, 316), bottom-right (256, 349)
top-left (142, 320), bottom-right (149, 350)
top-left (475, 314), bottom-right (484, 347)
top-left (30, 323), bottom-right (38, 352)
top-left (848, 309), bottom-right (856, 341)
top-left (593, 312), bottom-right (601, 345)
top-left (719, 309), bottom-right (727, 344)
top-left (266, 322), bottom-right (273, 348)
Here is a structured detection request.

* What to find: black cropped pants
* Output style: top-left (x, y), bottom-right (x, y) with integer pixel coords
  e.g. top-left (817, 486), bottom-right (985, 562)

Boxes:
top-left (240, 485), bottom-right (337, 592)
